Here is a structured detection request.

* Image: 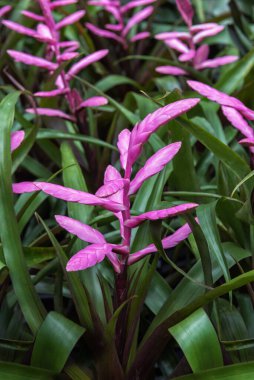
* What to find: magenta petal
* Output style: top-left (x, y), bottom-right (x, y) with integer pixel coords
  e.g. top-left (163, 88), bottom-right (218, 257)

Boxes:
top-left (129, 142), bottom-right (182, 195)
top-left (0, 5), bottom-right (11, 18)
top-left (56, 10), bottom-right (85, 30)
top-left (66, 243), bottom-right (111, 271)
top-left (187, 80), bottom-right (252, 115)
top-left (117, 129), bottom-right (131, 170)
top-left (125, 203), bottom-right (198, 228)
top-left (196, 55), bottom-right (238, 69)
top-left (155, 66), bottom-right (188, 76)
top-left (12, 182), bottom-right (40, 194)
top-left (34, 89), bottom-right (69, 97)
top-left (106, 251), bottom-right (121, 273)
top-left (165, 38), bottom-right (189, 53)
top-left (2, 20), bottom-right (39, 38)
top-left (130, 32), bottom-right (150, 42)
top-left (190, 23), bottom-right (219, 33)
top-left (21, 10), bottom-right (45, 22)
top-left (26, 108), bottom-right (75, 121)
top-left (155, 31), bottom-right (190, 40)
top-left (8, 50), bottom-right (57, 71)
top-left (128, 98), bottom-right (200, 166)
top-left (221, 106), bottom-right (254, 139)
top-left (77, 96), bottom-right (108, 109)
top-left (33, 182), bottom-right (126, 212)
top-left (67, 49), bottom-right (108, 78)
top-left (85, 23), bottom-right (124, 44)
top-left (239, 138), bottom-right (254, 147)
top-left (55, 215), bottom-right (105, 244)
top-left (104, 165), bottom-right (122, 183)
top-left (176, 0), bottom-right (194, 27)
top-left (95, 179), bottom-right (128, 198)
top-left (59, 41), bottom-right (80, 51)
top-left (179, 50), bottom-right (195, 62)
top-left (193, 25), bottom-right (224, 44)
top-left (193, 45), bottom-right (209, 66)
top-left (11, 131), bottom-right (25, 152)
top-left (50, 0), bottom-right (78, 9)
top-left (122, 6), bottom-right (154, 36)
top-left (121, 0), bottom-right (156, 13)
top-left (128, 222), bottom-right (192, 264)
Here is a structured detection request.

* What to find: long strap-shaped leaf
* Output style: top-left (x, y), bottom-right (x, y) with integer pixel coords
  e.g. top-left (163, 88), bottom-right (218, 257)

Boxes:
top-left (0, 93), bottom-right (46, 333)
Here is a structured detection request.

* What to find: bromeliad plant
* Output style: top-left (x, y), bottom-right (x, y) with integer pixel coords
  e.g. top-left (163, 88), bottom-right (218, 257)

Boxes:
top-left (14, 98), bottom-right (199, 278)
top-left (155, 0), bottom-right (238, 77)
top-left (3, 0), bottom-right (109, 122)
top-left (86, 0), bottom-right (155, 49)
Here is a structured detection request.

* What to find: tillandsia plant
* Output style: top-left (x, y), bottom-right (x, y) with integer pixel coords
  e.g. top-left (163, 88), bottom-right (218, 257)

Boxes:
top-left (13, 98), bottom-right (199, 277)
top-left (86, 0), bottom-right (155, 49)
top-left (155, 0), bottom-right (238, 77)
top-left (2, 0), bottom-right (109, 122)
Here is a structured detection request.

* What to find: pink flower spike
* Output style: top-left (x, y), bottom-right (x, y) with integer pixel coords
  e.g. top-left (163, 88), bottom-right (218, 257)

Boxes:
top-left (7, 50), bottom-right (58, 71)
top-left (122, 6), bottom-right (154, 37)
top-left (193, 25), bottom-right (224, 44)
top-left (12, 182), bottom-right (40, 194)
top-left (50, 0), bottom-right (78, 9)
top-left (176, 0), bottom-right (194, 27)
top-left (117, 129), bottom-right (131, 170)
top-left (125, 203), bottom-right (198, 228)
top-left (77, 96), bottom-right (108, 109)
top-left (165, 38), bottom-right (190, 53)
top-left (66, 243), bottom-right (111, 271)
top-left (196, 56), bottom-right (238, 70)
top-left (56, 10), bottom-right (85, 30)
top-left (32, 182), bottom-right (126, 212)
top-left (11, 131), bottom-right (25, 152)
top-left (21, 10), bottom-right (45, 22)
top-left (85, 23), bottom-right (124, 43)
top-left (155, 31), bottom-right (190, 41)
top-left (26, 108), bottom-right (75, 121)
top-left (129, 142), bottom-right (182, 195)
top-left (59, 52), bottom-right (79, 61)
top-left (121, 0), bottom-right (156, 13)
top-left (59, 41), bottom-right (80, 51)
top-left (0, 5), bottom-right (11, 18)
top-left (128, 222), bottom-right (192, 264)
top-left (36, 23), bottom-right (54, 43)
top-left (187, 80), bottom-right (251, 114)
top-left (34, 89), bottom-right (70, 97)
top-left (55, 215), bottom-right (105, 244)
top-left (130, 32), bottom-right (150, 42)
top-left (179, 50), bottom-right (195, 62)
top-left (221, 106), bottom-right (254, 139)
top-left (239, 138), bottom-right (254, 147)
top-left (67, 49), bottom-right (109, 78)
top-left (105, 24), bottom-right (123, 32)
top-left (156, 66), bottom-right (188, 76)
top-left (128, 98), bottom-right (199, 167)
top-left (2, 20), bottom-right (39, 38)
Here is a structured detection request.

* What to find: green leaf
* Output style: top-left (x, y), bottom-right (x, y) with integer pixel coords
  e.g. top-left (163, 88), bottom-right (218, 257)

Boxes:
top-left (174, 361), bottom-right (254, 380)
top-left (170, 308), bottom-right (223, 372)
top-left (31, 311), bottom-right (84, 373)
top-left (0, 93), bottom-right (46, 333)
top-left (0, 362), bottom-right (54, 380)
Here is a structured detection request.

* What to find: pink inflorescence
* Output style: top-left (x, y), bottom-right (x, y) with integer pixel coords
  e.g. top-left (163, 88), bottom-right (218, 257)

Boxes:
top-left (155, 0), bottom-right (238, 76)
top-left (187, 80), bottom-right (254, 157)
top-left (3, 0), bottom-right (109, 122)
top-left (86, 0), bottom-right (156, 49)
top-left (13, 98), bottom-right (200, 273)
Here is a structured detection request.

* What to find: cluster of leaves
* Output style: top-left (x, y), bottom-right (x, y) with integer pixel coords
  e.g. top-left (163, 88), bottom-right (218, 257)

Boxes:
top-left (1, 0), bottom-right (254, 379)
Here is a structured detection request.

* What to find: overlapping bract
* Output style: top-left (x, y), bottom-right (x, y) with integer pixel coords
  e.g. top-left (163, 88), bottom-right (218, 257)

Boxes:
top-left (3, 0), bottom-right (108, 122)
top-left (13, 98), bottom-right (200, 272)
top-left (86, 0), bottom-right (155, 48)
top-left (187, 80), bottom-right (254, 154)
top-left (155, 0), bottom-right (238, 76)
